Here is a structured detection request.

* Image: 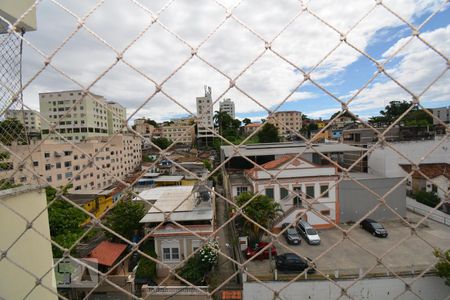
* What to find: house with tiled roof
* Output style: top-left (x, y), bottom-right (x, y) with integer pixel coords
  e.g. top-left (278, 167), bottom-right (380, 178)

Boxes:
top-left (400, 163), bottom-right (450, 202)
top-left (243, 155), bottom-right (339, 229)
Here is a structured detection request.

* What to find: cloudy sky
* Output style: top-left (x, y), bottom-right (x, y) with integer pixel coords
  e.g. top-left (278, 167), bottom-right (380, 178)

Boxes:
top-left (20, 0), bottom-right (450, 122)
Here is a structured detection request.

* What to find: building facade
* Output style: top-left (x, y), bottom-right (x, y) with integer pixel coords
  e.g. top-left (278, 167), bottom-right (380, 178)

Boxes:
top-left (196, 86), bottom-right (214, 140)
top-left (244, 155), bottom-right (339, 229)
top-left (242, 123), bottom-right (262, 136)
top-left (0, 185), bottom-right (57, 300)
top-left (154, 124), bottom-right (195, 145)
top-left (0, 134), bottom-right (142, 191)
top-left (433, 106), bottom-right (450, 125)
top-left (4, 109), bottom-right (41, 134)
top-left (39, 90), bottom-right (126, 141)
top-left (267, 111), bottom-right (303, 139)
top-left (219, 98), bottom-right (235, 119)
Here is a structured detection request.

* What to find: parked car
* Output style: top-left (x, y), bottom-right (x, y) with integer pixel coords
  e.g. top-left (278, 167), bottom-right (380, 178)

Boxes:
top-left (360, 218), bottom-right (388, 238)
top-left (245, 241), bottom-right (277, 260)
top-left (296, 220), bottom-right (321, 245)
top-left (281, 223), bottom-right (301, 245)
top-left (276, 253), bottom-right (316, 274)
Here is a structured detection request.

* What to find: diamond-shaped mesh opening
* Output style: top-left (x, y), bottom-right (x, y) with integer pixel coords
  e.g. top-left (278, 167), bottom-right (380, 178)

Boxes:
top-left (0, 1), bottom-right (449, 300)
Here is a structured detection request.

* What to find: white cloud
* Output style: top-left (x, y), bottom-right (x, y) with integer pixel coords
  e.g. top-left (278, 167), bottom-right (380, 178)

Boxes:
top-left (17, 0), bottom-right (448, 121)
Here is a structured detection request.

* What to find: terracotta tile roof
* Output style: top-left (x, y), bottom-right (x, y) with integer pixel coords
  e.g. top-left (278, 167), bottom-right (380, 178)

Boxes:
top-left (400, 163), bottom-right (450, 179)
top-left (245, 155), bottom-right (315, 178)
top-left (245, 123), bottom-right (262, 127)
top-left (88, 241), bottom-right (127, 267)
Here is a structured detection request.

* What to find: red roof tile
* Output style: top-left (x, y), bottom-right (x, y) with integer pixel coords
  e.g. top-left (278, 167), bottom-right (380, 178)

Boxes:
top-left (400, 163), bottom-right (450, 179)
top-left (88, 241), bottom-right (127, 267)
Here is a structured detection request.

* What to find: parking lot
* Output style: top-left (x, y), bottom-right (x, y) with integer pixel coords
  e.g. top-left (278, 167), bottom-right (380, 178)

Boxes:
top-left (245, 212), bottom-right (450, 280)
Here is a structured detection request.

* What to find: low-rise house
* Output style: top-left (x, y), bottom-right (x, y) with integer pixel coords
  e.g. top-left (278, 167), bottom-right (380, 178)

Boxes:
top-left (400, 163), bottom-right (449, 201)
top-left (244, 155), bottom-right (339, 229)
top-left (138, 185), bottom-right (215, 277)
top-left (242, 123), bottom-right (262, 136)
top-left (66, 188), bottom-right (115, 222)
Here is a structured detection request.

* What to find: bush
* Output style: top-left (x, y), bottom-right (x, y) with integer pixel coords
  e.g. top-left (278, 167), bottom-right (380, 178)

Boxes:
top-left (434, 249), bottom-right (450, 286)
top-left (135, 248), bottom-right (157, 280)
top-left (414, 190), bottom-right (440, 208)
top-left (177, 239), bottom-right (219, 285)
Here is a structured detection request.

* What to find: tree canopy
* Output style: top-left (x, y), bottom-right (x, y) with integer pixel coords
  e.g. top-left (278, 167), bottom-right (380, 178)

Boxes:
top-left (369, 100), bottom-right (432, 126)
top-left (257, 123), bottom-right (280, 143)
top-left (105, 200), bottom-right (146, 240)
top-left (144, 118), bottom-right (159, 127)
top-left (213, 111), bottom-right (242, 142)
top-left (0, 118), bottom-right (27, 145)
top-left (235, 192), bottom-right (283, 242)
top-left (152, 137), bottom-right (172, 149)
top-left (242, 118), bottom-right (252, 125)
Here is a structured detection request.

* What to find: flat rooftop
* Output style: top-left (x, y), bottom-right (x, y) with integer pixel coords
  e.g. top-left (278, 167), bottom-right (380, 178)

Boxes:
top-left (153, 175), bottom-right (184, 182)
top-left (221, 142), bottom-right (367, 158)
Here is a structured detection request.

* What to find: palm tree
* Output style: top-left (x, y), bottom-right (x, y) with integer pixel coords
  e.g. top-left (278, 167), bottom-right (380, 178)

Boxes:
top-left (235, 192), bottom-right (283, 243)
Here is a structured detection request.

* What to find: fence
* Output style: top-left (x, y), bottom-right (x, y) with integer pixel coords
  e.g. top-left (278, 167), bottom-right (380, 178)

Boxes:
top-left (0, 1), bottom-right (449, 300)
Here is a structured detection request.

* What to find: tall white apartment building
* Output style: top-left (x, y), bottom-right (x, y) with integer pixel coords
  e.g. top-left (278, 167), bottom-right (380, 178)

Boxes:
top-left (267, 111), bottom-right (303, 138)
top-left (0, 134), bottom-right (142, 191)
top-left (4, 109), bottom-right (41, 134)
top-left (196, 86), bottom-right (215, 139)
top-left (39, 90), bottom-right (126, 141)
top-left (219, 98), bottom-right (235, 119)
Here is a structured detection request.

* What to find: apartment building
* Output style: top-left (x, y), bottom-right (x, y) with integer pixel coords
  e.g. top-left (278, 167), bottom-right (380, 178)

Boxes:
top-left (153, 124), bottom-right (195, 145)
top-left (0, 134), bottom-right (142, 191)
top-left (170, 116), bottom-right (195, 126)
top-left (219, 98), bottom-right (235, 119)
top-left (267, 111), bottom-right (302, 138)
top-left (433, 106), bottom-right (450, 125)
top-left (4, 109), bottom-right (41, 134)
top-left (39, 90), bottom-right (126, 141)
top-left (196, 86), bottom-right (214, 140)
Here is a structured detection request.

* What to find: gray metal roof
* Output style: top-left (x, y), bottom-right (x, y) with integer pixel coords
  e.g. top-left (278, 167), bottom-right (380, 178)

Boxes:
top-left (221, 142), bottom-right (367, 158)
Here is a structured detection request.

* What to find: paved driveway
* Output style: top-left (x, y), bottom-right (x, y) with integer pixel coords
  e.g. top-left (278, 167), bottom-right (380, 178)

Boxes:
top-left (245, 212), bottom-right (450, 279)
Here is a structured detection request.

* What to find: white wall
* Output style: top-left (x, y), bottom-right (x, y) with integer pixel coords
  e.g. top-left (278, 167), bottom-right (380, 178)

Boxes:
top-left (0, 186), bottom-right (57, 300)
top-left (368, 138), bottom-right (450, 178)
top-left (244, 276), bottom-right (450, 300)
top-left (426, 175), bottom-right (449, 200)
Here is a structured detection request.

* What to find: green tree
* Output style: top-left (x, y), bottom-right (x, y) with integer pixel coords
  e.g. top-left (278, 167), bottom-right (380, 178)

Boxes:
top-left (214, 111), bottom-right (242, 142)
top-left (414, 190), bottom-right (440, 208)
top-left (434, 249), bottom-right (450, 286)
top-left (152, 137), bottom-right (172, 149)
top-left (105, 200), bottom-right (146, 240)
top-left (202, 159), bottom-right (212, 172)
top-left (330, 110), bottom-right (357, 121)
top-left (144, 118), bottom-right (159, 127)
top-left (46, 186), bottom-right (86, 257)
top-left (257, 123), bottom-right (280, 143)
top-left (242, 118), bottom-right (252, 126)
top-left (135, 248), bottom-right (157, 281)
top-left (235, 192), bottom-right (282, 242)
top-left (0, 118), bottom-right (27, 145)
top-left (379, 100), bottom-right (411, 124)
top-left (0, 179), bottom-right (20, 190)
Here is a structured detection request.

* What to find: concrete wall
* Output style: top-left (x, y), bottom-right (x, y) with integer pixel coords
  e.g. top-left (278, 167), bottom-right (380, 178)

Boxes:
top-left (368, 138), bottom-right (450, 178)
top-left (339, 177), bottom-right (406, 223)
top-left (243, 276), bottom-right (450, 300)
top-left (0, 185), bottom-right (57, 300)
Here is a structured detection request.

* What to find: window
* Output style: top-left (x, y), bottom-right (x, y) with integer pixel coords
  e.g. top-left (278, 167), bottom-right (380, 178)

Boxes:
top-left (65, 172), bottom-right (73, 179)
top-left (162, 247), bottom-right (180, 261)
top-left (265, 187), bottom-right (274, 199)
top-left (306, 185), bottom-right (315, 198)
top-left (45, 164), bottom-right (51, 170)
top-left (280, 187), bottom-right (289, 200)
top-left (161, 240), bottom-right (180, 261)
top-left (57, 174), bottom-right (62, 180)
top-left (64, 161), bottom-right (72, 167)
top-left (56, 162), bottom-right (61, 169)
top-left (432, 184), bottom-right (438, 193)
top-left (236, 186), bottom-right (248, 196)
top-left (33, 161), bottom-right (39, 167)
top-left (44, 152), bottom-right (50, 158)
top-left (320, 184), bottom-right (329, 198)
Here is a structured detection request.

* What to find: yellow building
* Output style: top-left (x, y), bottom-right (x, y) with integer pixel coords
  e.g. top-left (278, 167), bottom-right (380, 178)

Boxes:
top-left (67, 189), bottom-right (114, 222)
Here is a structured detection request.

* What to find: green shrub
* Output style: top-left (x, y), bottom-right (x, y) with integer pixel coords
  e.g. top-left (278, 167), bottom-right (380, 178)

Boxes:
top-left (414, 190), bottom-right (440, 208)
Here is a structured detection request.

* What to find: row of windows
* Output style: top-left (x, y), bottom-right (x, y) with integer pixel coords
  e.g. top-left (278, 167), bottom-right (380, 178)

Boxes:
top-left (264, 184), bottom-right (330, 200)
